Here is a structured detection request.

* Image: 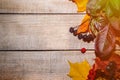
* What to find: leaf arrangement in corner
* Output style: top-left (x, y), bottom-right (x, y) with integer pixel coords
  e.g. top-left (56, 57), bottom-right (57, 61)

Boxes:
top-left (69, 0), bottom-right (120, 59)
top-left (68, 0), bottom-right (120, 80)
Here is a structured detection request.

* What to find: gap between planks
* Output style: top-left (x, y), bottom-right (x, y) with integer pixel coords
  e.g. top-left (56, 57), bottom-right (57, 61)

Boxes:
top-left (0, 50), bottom-right (120, 52)
top-left (0, 49), bottom-right (120, 52)
top-left (0, 13), bottom-right (86, 15)
top-left (0, 49), bottom-right (94, 52)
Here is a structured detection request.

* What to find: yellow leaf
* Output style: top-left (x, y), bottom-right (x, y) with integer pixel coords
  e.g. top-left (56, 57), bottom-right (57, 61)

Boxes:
top-left (81, 14), bottom-right (90, 23)
top-left (77, 14), bottom-right (90, 34)
top-left (70, 0), bottom-right (89, 12)
top-left (68, 60), bottom-right (91, 80)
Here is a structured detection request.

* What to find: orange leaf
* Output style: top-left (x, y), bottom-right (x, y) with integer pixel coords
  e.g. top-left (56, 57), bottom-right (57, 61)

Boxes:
top-left (70, 0), bottom-right (89, 12)
top-left (116, 37), bottom-right (120, 45)
top-left (77, 14), bottom-right (90, 34)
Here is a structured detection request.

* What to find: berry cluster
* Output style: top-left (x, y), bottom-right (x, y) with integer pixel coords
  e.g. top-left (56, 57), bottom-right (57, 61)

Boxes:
top-left (69, 27), bottom-right (95, 43)
top-left (95, 69), bottom-right (106, 79)
top-left (95, 61), bottom-right (119, 80)
top-left (78, 33), bottom-right (95, 43)
top-left (87, 61), bottom-right (120, 80)
top-left (69, 27), bottom-right (77, 36)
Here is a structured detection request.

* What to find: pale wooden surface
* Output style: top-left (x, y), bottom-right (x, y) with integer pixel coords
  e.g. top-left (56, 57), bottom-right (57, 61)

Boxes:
top-left (0, 15), bottom-right (94, 50)
top-left (0, 0), bottom-right (77, 13)
top-left (0, 51), bottom-right (95, 80)
top-left (0, 0), bottom-right (95, 80)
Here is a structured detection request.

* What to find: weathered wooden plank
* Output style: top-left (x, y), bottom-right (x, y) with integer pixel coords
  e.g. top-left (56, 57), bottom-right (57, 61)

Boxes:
top-left (23, 73), bottom-right (71, 80)
top-left (50, 51), bottom-right (95, 74)
top-left (0, 0), bottom-right (77, 13)
top-left (0, 51), bottom-right (95, 80)
top-left (0, 15), bottom-right (94, 50)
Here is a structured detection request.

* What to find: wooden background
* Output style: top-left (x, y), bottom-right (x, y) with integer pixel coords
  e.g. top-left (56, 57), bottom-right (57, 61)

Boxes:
top-left (0, 0), bottom-right (96, 80)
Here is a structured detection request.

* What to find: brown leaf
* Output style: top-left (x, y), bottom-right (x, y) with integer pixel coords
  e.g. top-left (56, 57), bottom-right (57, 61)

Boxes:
top-left (95, 24), bottom-right (116, 59)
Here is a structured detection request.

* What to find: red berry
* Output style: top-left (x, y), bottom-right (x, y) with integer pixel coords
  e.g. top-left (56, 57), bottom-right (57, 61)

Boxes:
top-left (81, 48), bottom-right (86, 53)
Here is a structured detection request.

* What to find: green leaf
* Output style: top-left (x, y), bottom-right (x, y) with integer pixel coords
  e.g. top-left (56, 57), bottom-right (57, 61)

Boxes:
top-left (105, 0), bottom-right (120, 18)
top-left (109, 0), bottom-right (120, 16)
top-left (87, 0), bottom-right (107, 16)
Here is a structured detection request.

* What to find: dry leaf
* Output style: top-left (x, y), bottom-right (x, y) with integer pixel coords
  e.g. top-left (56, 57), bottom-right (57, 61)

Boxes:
top-left (77, 14), bottom-right (90, 34)
top-left (95, 24), bottom-right (116, 59)
top-left (68, 60), bottom-right (91, 80)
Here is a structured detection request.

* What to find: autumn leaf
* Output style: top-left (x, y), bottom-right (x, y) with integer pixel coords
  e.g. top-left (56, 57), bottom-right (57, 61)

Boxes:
top-left (90, 18), bottom-right (98, 36)
top-left (82, 14), bottom-right (90, 22)
top-left (77, 14), bottom-right (90, 34)
top-left (94, 57), bottom-right (108, 71)
top-left (70, 0), bottom-right (88, 12)
top-left (68, 60), bottom-right (91, 80)
top-left (105, 0), bottom-right (120, 18)
top-left (116, 37), bottom-right (120, 45)
top-left (109, 16), bottom-right (120, 31)
top-left (95, 24), bottom-right (116, 59)
top-left (87, 0), bottom-right (107, 16)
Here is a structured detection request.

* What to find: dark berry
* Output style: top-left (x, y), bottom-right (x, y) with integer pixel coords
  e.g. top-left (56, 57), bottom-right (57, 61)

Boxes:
top-left (86, 35), bottom-right (91, 43)
top-left (69, 27), bottom-right (74, 33)
top-left (106, 65), bottom-right (111, 72)
top-left (73, 30), bottom-right (77, 36)
top-left (78, 34), bottom-right (83, 40)
top-left (108, 61), bottom-right (116, 72)
top-left (109, 61), bottom-right (116, 68)
top-left (83, 35), bottom-right (88, 42)
top-left (89, 34), bottom-right (95, 41)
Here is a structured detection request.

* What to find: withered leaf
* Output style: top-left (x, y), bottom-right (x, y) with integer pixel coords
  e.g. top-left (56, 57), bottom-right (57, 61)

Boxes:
top-left (77, 14), bottom-right (90, 34)
top-left (95, 24), bottom-right (116, 59)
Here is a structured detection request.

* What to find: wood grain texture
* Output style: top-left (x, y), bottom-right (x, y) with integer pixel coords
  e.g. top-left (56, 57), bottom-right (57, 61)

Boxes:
top-left (0, 0), bottom-right (77, 13)
top-left (0, 15), bottom-right (94, 50)
top-left (0, 51), bottom-right (95, 80)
